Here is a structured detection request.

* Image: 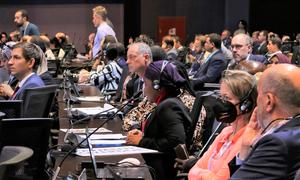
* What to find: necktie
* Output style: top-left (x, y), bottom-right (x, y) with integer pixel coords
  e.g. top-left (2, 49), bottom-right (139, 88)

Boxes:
top-left (11, 86), bottom-right (20, 100)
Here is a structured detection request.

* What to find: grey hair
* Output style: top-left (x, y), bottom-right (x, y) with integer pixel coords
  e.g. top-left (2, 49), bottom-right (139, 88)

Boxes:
top-left (234, 33), bottom-right (253, 46)
top-left (130, 42), bottom-right (153, 62)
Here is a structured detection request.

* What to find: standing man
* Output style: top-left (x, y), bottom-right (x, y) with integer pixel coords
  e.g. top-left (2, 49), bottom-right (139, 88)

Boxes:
top-left (14, 9), bottom-right (40, 37)
top-left (231, 64), bottom-right (300, 179)
top-left (92, 6), bottom-right (116, 59)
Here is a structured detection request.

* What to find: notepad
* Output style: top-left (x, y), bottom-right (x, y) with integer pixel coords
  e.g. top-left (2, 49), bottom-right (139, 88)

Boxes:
top-left (69, 103), bottom-right (121, 116)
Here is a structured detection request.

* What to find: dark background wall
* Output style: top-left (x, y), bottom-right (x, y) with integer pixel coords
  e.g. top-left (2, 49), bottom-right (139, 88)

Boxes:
top-left (140, 0), bottom-right (226, 44)
top-left (0, 4), bottom-right (124, 53)
top-left (0, 0), bottom-right (298, 50)
top-left (249, 0), bottom-right (300, 38)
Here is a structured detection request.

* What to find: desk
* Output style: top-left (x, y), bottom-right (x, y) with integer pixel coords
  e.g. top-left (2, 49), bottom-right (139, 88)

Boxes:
top-left (60, 59), bottom-right (92, 72)
top-left (56, 85), bottom-right (152, 179)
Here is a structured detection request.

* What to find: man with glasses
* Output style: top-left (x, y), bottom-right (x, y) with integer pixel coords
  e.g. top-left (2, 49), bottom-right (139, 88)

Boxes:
top-left (228, 33), bottom-right (267, 69)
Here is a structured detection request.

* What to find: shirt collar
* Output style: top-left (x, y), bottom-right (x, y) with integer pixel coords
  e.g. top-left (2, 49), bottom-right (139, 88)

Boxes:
top-left (19, 73), bottom-right (34, 88)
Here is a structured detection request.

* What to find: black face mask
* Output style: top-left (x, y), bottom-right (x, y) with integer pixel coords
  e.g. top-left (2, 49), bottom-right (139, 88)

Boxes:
top-left (202, 92), bottom-right (237, 123)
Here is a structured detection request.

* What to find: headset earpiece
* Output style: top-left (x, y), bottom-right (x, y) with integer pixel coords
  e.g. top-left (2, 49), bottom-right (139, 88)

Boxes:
top-left (239, 80), bottom-right (255, 114)
top-left (152, 60), bottom-right (169, 90)
top-left (153, 80), bottom-right (160, 90)
top-left (239, 99), bottom-right (253, 114)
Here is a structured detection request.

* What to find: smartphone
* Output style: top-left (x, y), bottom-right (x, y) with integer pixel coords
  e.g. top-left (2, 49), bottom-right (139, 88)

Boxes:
top-left (174, 144), bottom-right (189, 159)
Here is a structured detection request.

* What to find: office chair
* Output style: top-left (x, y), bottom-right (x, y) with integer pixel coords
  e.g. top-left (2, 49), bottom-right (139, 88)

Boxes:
top-left (0, 100), bottom-right (23, 118)
top-left (22, 85), bottom-right (58, 118)
top-left (47, 59), bottom-right (61, 78)
top-left (202, 83), bottom-right (220, 91)
top-left (0, 146), bottom-right (33, 180)
top-left (176, 91), bottom-right (225, 179)
top-left (1, 118), bottom-right (53, 180)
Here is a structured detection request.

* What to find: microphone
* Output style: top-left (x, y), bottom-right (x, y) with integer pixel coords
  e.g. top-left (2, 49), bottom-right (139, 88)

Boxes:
top-left (52, 90), bottom-right (143, 180)
top-left (196, 122), bottom-right (224, 158)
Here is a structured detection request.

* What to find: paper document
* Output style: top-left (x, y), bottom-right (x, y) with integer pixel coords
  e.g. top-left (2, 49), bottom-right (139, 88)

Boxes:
top-left (79, 134), bottom-right (126, 140)
top-left (76, 146), bottom-right (158, 156)
top-left (69, 103), bottom-right (121, 116)
top-left (60, 128), bottom-right (112, 134)
top-left (77, 96), bottom-right (104, 102)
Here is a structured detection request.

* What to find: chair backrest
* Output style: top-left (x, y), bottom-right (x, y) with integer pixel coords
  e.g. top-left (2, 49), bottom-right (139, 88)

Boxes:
top-left (22, 85), bottom-right (58, 118)
top-left (0, 100), bottom-right (23, 118)
top-left (47, 60), bottom-right (61, 78)
top-left (0, 146), bottom-right (33, 179)
top-left (1, 118), bottom-right (53, 179)
top-left (189, 91), bottom-right (225, 154)
top-left (202, 83), bottom-right (220, 91)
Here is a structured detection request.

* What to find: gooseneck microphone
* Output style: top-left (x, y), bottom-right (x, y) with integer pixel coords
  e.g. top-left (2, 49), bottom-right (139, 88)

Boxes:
top-left (52, 90), bottom-right (143, 180)
top-left (196, 122), bottom-right (224, 158)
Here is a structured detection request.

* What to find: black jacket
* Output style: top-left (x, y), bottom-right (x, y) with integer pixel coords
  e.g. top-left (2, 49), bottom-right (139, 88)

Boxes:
top-left (139, 97), bottom-right (192, 180)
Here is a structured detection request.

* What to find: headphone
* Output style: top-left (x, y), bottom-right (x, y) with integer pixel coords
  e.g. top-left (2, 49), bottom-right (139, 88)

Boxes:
top-left (239, 80), bottom-right (256, 114)
top-left (153, 60), bottom-right (169, 90)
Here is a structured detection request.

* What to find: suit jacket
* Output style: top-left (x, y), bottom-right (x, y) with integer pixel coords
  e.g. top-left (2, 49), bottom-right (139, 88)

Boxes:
top-left (13, 74), bottom-right (45, 100)
top-left (139, 97), bottom-right (192, 180)
top-left (248, 54), bottom-right (267, 63)
top-left (253, 42), bottom-right (268, 55)
top-left (231, 116), bottom-right (300, 180)
top-left (192, 50), bottom-right (227, 91)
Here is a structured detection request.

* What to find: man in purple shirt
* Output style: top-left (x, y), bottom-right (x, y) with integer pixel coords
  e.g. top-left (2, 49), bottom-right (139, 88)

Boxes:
top-left (92, 6), bottom-right (116, 59)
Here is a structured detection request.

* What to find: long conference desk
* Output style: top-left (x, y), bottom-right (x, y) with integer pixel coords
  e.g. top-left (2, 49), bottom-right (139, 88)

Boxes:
top-left (55, 85), bottom-right (152, 179)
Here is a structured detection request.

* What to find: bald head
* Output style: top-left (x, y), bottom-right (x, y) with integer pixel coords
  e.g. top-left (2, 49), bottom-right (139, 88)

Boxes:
top-left (260, 64), bottom-right (300, 110)
top-left (231, 34), bottom-right (253, 62)
top-left (232, 34), bottom-right (252, 47)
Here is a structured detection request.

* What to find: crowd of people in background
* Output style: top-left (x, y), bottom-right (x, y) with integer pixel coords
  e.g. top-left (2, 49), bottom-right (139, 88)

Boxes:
top-left (2, 5), bottom-right (300, 180)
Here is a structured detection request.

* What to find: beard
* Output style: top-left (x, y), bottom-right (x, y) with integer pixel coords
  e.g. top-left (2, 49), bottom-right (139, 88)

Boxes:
top-left (15, 22), bottom-right (23, 28)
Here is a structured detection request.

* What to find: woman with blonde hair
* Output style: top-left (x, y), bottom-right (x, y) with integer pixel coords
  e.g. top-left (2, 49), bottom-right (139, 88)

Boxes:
top-left (189, 70), bottom-right (257, 180)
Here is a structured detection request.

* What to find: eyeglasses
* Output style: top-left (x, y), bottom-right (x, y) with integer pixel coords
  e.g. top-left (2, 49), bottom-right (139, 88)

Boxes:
top-left (230, 44), bottom-right (244, 50)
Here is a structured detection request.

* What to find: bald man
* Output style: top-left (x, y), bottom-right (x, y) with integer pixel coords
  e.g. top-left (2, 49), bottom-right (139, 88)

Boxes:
top-left (228, 34), bottom-right (266, 69)
top-left (231, 64), bottom-right (300, 179)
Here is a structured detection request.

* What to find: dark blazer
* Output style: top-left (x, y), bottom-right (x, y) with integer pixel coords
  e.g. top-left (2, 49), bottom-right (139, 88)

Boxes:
top-left (253, 42), bottom-right (268, 55)
top-left (248, 54), bottom-right (267, 63)
top-left (139, 97), bottom-right (192, 180)
top-left (192, 50), bottom-right (227, 91)
top-left (40, 71), bottom-right (55, 85)
top-left (13, 74), bottom-right (45, 100)
top-left (231, 116), bottom-right (300, 180)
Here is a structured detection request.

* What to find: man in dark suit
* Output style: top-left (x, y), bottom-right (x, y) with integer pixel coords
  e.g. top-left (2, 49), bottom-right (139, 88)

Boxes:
top-left (231, 64), bottom-right (300, 179)
top-left (252, 30), bottom-right (268, 55)
top-left (0, 42), bottom-right (44, 100)
top-left (227, 33), bottom-right (267, 69)
top-left (192, 33), bottom-right (227, 91)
